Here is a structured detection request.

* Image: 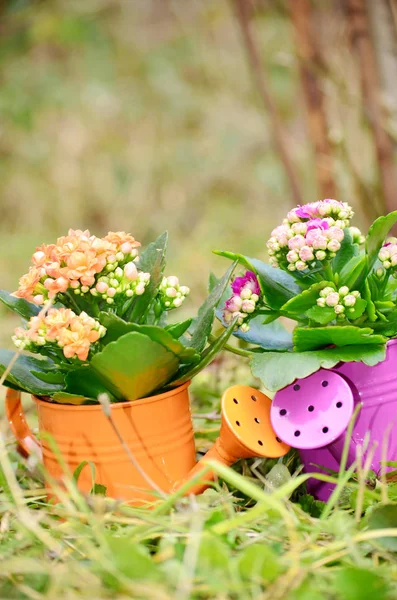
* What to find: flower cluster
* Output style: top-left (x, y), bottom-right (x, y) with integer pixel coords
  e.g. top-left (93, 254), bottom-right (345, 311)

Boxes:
top-left (158, 276), bottom-right (190, 310)
top-left (316, 286), bottom-right (361, 318)
top-left (223, 271), bottom-right (261, 332)
top-left (13, 308), bottom-right (106, 361)
top-left (378, 238), bottom-right (397, 271)
top-left (286, 199), bottom-right (354, 227)
top-left (267, 200), bottom-right (355, 271)
top-left (14, 229), bottom-right (149, 306)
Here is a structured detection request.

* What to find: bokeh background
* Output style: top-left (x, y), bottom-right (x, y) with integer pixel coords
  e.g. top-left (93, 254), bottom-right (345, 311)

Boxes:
top-left (1, 0), bottom-right (397, 346)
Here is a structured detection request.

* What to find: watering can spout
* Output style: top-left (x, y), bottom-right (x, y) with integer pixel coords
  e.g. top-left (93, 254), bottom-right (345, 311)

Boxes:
top-left (173, 385), bottom-right (290, 495)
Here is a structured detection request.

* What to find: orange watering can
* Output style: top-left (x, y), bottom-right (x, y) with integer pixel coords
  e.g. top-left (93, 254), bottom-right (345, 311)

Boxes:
top-left (6, 383), bottom-right (289, 504)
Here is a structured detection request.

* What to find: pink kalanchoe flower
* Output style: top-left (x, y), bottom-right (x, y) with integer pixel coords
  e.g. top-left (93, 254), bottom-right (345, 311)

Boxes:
top-left (306, 218), bottom-right (330, 232)
top-left (231, 271), bottom-right (260, 296)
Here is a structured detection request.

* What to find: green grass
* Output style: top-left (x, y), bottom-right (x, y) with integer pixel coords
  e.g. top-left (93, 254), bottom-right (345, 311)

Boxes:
top-left (2, 359), bottom-right (397, 599)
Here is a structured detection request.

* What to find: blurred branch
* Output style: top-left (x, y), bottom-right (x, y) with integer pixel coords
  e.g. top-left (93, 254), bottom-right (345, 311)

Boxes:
top-left (345, 0), bottom-right (397, 216)
top-left (289, 0), bottom-right (337, 199)
top-left (232, 0), bottom-right (304, 206)
top-left (366, 0), bottom-right (397, 152)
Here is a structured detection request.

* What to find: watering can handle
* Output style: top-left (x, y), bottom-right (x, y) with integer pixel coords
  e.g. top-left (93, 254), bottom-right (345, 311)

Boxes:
top-left (5, 389), bottom-right (42, 458)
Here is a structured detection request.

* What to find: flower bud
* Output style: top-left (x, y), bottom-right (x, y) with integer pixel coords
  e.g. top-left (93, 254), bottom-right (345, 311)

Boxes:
top-left (325, 292), bottom-right (340, 307)
top-left (96, 281), bottom-right (108, 293)
top-left (179, 286), bottom-right (190, 296)
top-left (33, 294), bottom-right (44, 305)
top-left (334, 304), bottom-right (345, 314)
top-left (116, 252), bottom-right (124, 261)
top-left (295, 261), bottom-right (307, 271)
top-left (241, 300), bottom-right (255, 314)
top-left (287, 250), bottom-right (299, 263)
top-left (376, 267), bottom-right (384, 278)
top-left (240, 323), bottom-right (250, 333)
top-left (115, 267), bottom-right (123, 278)
top-left (315, 250), bottom-right (326, 261)
top-left (320, 287), bottom-right (335, 298)
top-left (327, 240), bottom-right (341, 252)
top-left (167, 276), bottom-right (179, 288)
top-left (173, 297), bottom-right (183, 308)
top-left (338, 286), bottom-right (349, 296)
top-left (124, 262), bottom-right (138, 281)
top-left (288, 264), bottom-right (296, 271)
top-left (106, 298), bottom-right (114, 304)
top-left (81, 286), bottom-right (89, 293)
top-left (121, 242), bottom-right (133, 255)
top-left (107, 287), bottom-right (117, 298)
top-left (352, 291), bottom-right (360, 298)
top-left (240, 288), bottom-right (252, 300)
top-left (165, 287), bottom-right (177, 298)
top-left (343, 294), bottom-right (356, 307)
top-left (135, 283), bottom-right (145, 295)
top-left (251, 293), bottom-right (259, 303)
top-left (316, 298), bottom-right (326, 307)
top-left (379, 248), bottom-right (390, 261)
top-left (126, 289), bottom-right (134, 297)
top-left (299, 246), bottom-right (314, 262)
top-left (384, 260), bottom-right (392, 269)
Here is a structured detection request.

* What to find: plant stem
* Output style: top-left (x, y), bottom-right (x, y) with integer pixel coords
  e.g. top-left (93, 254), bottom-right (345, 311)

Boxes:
top-left (324, 263), bottom-right (334, 283)
top-left (209, 335), bottom-right (252, 358)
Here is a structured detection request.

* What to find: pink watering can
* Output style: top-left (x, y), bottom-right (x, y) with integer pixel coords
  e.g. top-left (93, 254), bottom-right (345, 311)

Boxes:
top-left (270, 340), bottom-right (397, 501)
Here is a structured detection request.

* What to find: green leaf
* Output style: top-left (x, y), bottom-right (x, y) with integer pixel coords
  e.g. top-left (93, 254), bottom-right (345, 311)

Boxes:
top-left (197, 535), bottom-right (230, 574)
top-left (128, 231), bottom-right (168, 322)
top-left (306, 305), bottom-right (336, 325)
top-left (250, 344), bottom-right (386, 391)
top-left (165, 318), bottom-right (193, 339)
top-left (333, 228), bottom-right (358, 272)
top-left (238, 544), bottom-right (282, 583)
top-left (170, 322), bottom-right (235, 387)
top-left (332, 567), bottom-right (388, 600)
top-left (293, 326), bottom-right (386, 352)
top-left (339, 255), bottom-right (367, 289)
top-left (214, 250), bottom-right (302, 309)
top-left (281, 282), bottom-right (333, 315)
top-left (298, 494), bottom-right (325, 518)
top-left (0, 350), bottom-right (64, 395)
top-left (345, 297), bottom-right (367, 320)
top-left (0, 290), bottom-right (40, 319)
top-left (366, 210), bottom-right (397, 270)
top-left (65, 367), bottom-right (120, 402)
top-left (52, 392), bottom-right (95, 405)
top-left (31, 370), bottom-right (65, 385)
top-left (99, 313), bottom-right (199, 364)
top-left (189, 261), bottom-right (237, 352)
top-left (367, 504), bottom-right (397, 551)
top-left (91, 332), bottom-right (179, 400)
top-left (233, 317), bottom-right (293, 351)
top-left (102, 534), bottom-right (160, 584)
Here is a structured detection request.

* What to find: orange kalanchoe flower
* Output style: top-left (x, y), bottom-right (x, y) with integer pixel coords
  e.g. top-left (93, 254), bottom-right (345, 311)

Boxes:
top-left (104, 231), bottom-right (141, 255)
top-left (13, 308), bottom-right (106, 362)
top-left (13, 229), bottom-right (145, 305)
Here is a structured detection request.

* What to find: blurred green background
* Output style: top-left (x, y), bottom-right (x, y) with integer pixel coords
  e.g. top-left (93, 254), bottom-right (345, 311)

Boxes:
top-left (0, 0), bottom-right (380, 346)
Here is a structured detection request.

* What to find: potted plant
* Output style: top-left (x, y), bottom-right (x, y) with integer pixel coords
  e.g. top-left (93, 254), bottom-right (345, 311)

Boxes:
top-left (216, 200), bottom-right (397, 499)
top-left (0, 228), bottom-right (244, 502)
